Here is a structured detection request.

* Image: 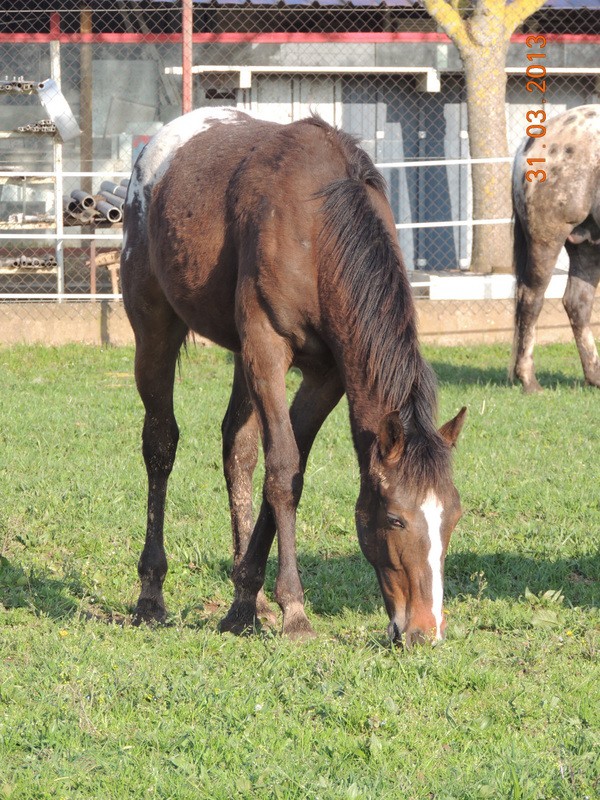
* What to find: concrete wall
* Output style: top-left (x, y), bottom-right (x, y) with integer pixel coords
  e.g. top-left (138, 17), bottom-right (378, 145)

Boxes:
top-left (0, 302), bottom-right (134, 347)
top-left (416, 298), bottom-right (600, 346)
top-left (1, 298), bottom-right (598, 348)
top-left (417, 298), bottom-right (600, 345)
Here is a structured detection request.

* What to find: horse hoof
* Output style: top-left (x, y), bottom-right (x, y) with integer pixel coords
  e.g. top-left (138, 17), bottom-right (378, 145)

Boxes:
top-left (219, 600), bottom-right (258, 636)
top-left (256, 590), bottom-right (278, 628)
top-left (522, 381), bottom-right (543, 395)
top-left (132, 597), bottom-right (167, 626)
top-left (282, 611), bottom-right (317, 641)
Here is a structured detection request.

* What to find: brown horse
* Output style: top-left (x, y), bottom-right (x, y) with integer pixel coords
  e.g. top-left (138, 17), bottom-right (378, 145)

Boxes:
top-left (512, 104), bottom-right (600, 393)
top-left (121, 107), bottom-right (466, 646)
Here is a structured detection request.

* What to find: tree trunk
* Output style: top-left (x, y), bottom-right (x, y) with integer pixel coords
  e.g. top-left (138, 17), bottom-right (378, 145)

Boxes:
top-left (463, 44), bottom-right (514, 274)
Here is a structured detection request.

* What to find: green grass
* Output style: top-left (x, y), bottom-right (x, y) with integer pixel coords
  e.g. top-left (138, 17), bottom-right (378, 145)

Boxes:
top-left (0, 342), bottom-right (598, 800)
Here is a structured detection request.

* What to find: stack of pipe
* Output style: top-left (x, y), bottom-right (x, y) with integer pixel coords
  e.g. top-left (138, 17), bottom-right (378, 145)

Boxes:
top-left (0, 79), bottom-right (36, 94)
top-left (63, 179), bottom-right (129, 225)
top-left (0, 254), bottom-right (58, 269)
top-left (96, 180), bottom-right (126, 223)
top-left (17, 119), bottom-right (57, 134)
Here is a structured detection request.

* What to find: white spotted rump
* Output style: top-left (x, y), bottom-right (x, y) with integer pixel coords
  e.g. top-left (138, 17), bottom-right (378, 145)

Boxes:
top-left (127, 107), bottom-right (264, 216)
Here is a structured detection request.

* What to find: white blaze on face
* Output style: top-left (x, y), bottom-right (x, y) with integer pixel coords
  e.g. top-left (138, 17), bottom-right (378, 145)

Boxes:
top-left (420, 491), bottom-right (444, 639)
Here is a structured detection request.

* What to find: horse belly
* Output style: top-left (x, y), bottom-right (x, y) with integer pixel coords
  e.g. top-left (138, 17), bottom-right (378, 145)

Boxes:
top-left (157, 244), bottom-right (241, 351)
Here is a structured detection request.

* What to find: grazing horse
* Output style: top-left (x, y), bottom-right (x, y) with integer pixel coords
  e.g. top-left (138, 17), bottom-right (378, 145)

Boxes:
top-left (512, 104), bottom-right (600, 393)
top-left (121, 107), bottom-right (466, 646)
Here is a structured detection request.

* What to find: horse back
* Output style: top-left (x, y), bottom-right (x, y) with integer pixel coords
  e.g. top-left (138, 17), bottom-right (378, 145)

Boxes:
top-left (124, 109), bottom-right (377, 354)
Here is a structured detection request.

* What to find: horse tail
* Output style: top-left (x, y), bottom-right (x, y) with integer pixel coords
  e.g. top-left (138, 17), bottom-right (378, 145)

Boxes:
top-left (512, 204), bottom-right (529, 288)
top-left (509, 174), bottom-right (529, 382)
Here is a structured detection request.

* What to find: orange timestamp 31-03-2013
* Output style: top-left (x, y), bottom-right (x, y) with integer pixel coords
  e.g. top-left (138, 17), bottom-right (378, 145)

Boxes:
top-left (524, 34), bottom-right (549, 184)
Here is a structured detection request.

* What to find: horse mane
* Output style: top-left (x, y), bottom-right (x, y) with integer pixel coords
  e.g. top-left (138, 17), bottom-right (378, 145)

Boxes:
top-left (308, 116), bottom-right (451, 489)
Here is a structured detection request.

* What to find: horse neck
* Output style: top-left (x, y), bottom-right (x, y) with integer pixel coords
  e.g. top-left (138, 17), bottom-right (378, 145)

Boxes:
top-left (315, 169), bottom-right (435, 469)
top-left (345, 378), bottom-right (390, 472)
top-left (340, 344), bottom-right (426, 474)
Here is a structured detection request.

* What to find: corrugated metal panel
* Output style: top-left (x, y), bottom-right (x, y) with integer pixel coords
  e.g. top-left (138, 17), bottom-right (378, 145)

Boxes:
top-left (179, 0), bottom-right (599, 7)
top-left (188, 0), bottom-right (415, 5)
top-left (150, 0), bottom-right (415, 4)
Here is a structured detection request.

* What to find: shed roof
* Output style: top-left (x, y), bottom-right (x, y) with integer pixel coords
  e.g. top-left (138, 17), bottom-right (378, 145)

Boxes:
top-left (172, 0), bottom-right (600, 7)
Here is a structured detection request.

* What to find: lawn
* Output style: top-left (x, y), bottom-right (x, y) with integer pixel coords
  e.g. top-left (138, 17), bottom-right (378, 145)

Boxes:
top-left (0, 342), bottom-right (598, 800)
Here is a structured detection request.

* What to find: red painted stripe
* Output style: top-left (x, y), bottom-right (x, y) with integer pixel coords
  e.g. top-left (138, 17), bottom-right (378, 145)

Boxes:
top-left (512, 32), bottom-right (600, 43)
top-left (0, 31), bottom-right (599, 45)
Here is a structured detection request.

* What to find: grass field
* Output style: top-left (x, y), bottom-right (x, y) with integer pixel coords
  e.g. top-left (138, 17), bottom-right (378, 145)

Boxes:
top-left (0, 342), bottom-right (598, 800)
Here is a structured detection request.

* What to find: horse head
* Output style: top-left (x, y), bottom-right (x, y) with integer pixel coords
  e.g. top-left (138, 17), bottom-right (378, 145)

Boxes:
top-left (355, 407), bottom-right (466, 646)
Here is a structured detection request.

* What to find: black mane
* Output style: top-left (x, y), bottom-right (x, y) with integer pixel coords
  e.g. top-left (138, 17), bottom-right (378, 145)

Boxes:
top-left (313, 119), bottom-right (451, 488)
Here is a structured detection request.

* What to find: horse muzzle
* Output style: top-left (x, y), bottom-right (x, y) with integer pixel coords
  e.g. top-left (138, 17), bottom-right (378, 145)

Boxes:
top-left (387, 613), bottom-right (446, 648)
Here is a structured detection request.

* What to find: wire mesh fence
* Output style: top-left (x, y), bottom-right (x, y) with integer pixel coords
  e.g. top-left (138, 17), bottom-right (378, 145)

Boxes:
top-left (0, 1), bottom-right (598, 339)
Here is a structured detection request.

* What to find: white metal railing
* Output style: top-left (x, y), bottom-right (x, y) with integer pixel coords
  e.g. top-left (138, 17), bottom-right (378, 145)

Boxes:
top-left (166, 64), bottom-right (442, 92)
top-left (0, 155), bottom-right (515, 300)
top-left (0, 233), bottom-right (123, 240)
top-left (0, 168), bottom-right (127, 299)
top-left (0, 293), bottom-right (122, 301)
top-left (376, 157), bottom-right (513, 168)
top-left (395, 218), bottom-right (512, 231)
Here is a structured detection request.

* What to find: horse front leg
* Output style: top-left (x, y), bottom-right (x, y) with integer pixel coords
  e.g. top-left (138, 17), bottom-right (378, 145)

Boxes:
top-left (220, 319), bottom-right (308, 636)
top-left (132, 318), bottom-right (188, 624)
top-left (563, 241), bottom-right (600, 388)
top-left (221, 354), bottom-right (277, 626)
top-left (277, 365), bottom-right (344, 638)
top-left (220, 359), bottom-right (344, 640)
top-left (512, 238), bottom-right (565, 393)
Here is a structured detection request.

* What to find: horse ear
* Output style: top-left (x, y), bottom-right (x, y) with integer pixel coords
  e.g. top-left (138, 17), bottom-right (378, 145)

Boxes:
top-left (439, 406), bottom-right (467, 447)
top-left (378, 411), bottom-right (405, 466)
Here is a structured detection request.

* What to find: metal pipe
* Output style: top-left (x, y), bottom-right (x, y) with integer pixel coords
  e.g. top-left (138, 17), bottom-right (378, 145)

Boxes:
top-left (100, 181), bottom-right (127, 199)
top-left (99, 190), bottom-right (125, 209)
top-left (80, 4), bottom-right (93, 194)
top-left (70, 189), bottom-right (95, 208)
top-left (100, 180), bottom-right (118, 194)
top-left (63, 196), bottom-right (79, 214)
top-left (95, 200), bottom-right (122, 223)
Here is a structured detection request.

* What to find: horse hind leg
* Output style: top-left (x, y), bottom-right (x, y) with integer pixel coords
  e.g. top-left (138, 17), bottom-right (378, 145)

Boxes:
top-left (563, 241), bottom-right (600, 387)
top-left (221, 355), bottom-right (277, 627)
top-left (512, 236), bottom-right (567, 393)
top-left (131, 301), bottom-right (188, 624)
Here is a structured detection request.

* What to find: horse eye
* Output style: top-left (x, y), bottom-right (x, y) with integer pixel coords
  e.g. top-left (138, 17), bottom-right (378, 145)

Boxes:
top-left (387, 515), bottom-right (406, 530)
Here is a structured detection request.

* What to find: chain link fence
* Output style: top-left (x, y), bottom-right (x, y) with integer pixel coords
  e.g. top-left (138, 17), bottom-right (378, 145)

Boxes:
top-left (0, 1), bottom-right (598, 342)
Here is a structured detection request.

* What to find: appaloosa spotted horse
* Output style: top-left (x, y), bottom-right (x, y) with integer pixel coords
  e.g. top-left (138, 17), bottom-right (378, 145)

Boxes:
top-left (512, 104), bottom-right (600, 393)
top-left (121, 107), bottom-right (466, 646)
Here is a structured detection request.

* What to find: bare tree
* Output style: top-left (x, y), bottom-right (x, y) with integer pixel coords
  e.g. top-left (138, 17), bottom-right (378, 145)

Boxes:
top-left (422, 0), bottom-right (547, 273)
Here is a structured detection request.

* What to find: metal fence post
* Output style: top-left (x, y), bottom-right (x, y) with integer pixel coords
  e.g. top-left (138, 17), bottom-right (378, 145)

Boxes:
top-left (182, 0), bottom-right (193, 114)
top-left (50, 39), bottom-right (64, 297)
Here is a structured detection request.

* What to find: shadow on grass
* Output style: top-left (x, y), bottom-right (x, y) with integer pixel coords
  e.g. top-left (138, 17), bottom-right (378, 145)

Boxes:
top-left (297, 548), bottom-right (598, 615)
top-left (2, 547), bottom-right (596, 627)
top-left (0, 555), bottom-right (81, 619)
top-left (247, 548), bottom-right (599, 617)
top-left (444, 550), bottom-right (599, 607)
top-left (428, 359), bottom-right (581, 390)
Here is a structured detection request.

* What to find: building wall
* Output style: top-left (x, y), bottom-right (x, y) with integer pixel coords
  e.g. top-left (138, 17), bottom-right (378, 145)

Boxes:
top-left (1, 298), bottom-right (596, 349)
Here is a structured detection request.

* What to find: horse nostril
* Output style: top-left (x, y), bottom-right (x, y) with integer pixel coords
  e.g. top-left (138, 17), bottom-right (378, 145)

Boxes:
top-left (405, 628), bottom-right (427, 648)
top-left (387, 621), bottom-right (402, 642)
